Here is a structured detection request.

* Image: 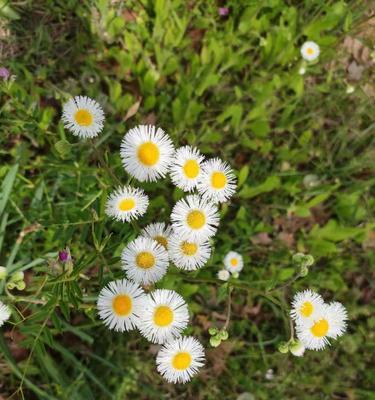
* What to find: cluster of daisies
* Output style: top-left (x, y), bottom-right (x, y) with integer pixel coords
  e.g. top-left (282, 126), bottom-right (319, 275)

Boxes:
top-left (290, 290), bottom-right (348, 352)
top-left (62, 102), bottom-right (237, 383)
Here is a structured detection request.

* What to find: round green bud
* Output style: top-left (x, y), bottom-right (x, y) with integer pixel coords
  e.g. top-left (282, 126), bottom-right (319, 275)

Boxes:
top-left (16, 281), bottom-right (26, 290)
top-left (278, 342), bottom-right (289, 354)
top-left (219, 330), bottom-right (229, 340)
top-left (300, 265), bottom-right (309, 277)
top-left (210, 336), bottom-right (221, 348)
top-left (10, 271), bottom-right (24, 283)
top-left (208, 327), bottom-right (218, 336)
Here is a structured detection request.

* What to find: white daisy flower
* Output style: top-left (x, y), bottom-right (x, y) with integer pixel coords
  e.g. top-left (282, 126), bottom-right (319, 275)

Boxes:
top-left (97, 279), bottom-right (146, 332)
top-left (0, 301), bottom-right (11, 327)
top-left (62, 96), bottom-right (105, 138)
top-left (171, 195), bottom-right (220, 241)
top-left (138, 289), bottom-right (189, 344)
top-left (296, 302), bottom-right (348, 350)
top-left (105, 186), bottom-right (149, 223)
top-left (290, 290), bottom-right (325, 324)
top-left (300, 41), bottom-right (320, 62)
top-left (223, 251), bottom-right (244, 274)
top-left (196, 158), bottom-right (237, 203)
top-left (156, 336), bottom-right (205, 384)
top-left (120, 125), bottom-right (175, 182)
top-left (121, 237), bottom-right (169, 285)
top-left (141, 222), bottom-right (173, 250)
top-left (169, 146), bottom-right (205, 192)
top-left (168, 233), bottom-right (211, 271)
top-left (217, 269), bottom-right (230, 281)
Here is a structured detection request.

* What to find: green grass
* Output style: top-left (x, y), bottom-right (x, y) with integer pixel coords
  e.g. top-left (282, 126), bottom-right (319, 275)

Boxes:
top-left (0, 0), bottom-right (374, 399)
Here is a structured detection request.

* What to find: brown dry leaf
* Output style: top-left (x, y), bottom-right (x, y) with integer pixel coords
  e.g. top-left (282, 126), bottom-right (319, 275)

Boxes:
top-left (363, 230), bottom-right (375, 250)
top-left (123, 9), bottom-right (138, 22)
top-left (250, 232), bottom-right (272, 246)
top-left (347, 61), bottom-right (365, 81)
top-left (143, 113), bottom-right (157, 125)
top-left (124, 98), bottom-right (142, 121)
top-left (277, 232), bottom-right (295, 248)
top-left (195, 314), bottom-right (211, 330)
top-left (206, 341), bottom-right (234, 376)
top-left (188, 29), bottom-right (205, 51)
top-left (4, 330), bottom-right (29, 362)
top-left (343, 37), bottom-right (371, 64)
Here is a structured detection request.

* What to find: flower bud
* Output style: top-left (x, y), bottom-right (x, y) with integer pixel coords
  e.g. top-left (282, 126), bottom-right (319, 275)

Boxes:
top-left (289, 340), bottom-right (305, 357)
top-left (210, 336), bottom-right (221, 348)
top-left (278, 342), bottom-right (289, 354)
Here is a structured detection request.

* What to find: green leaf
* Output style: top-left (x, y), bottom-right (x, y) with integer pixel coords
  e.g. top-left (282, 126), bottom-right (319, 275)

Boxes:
top-left (239, 176), bottom-right (281, 199)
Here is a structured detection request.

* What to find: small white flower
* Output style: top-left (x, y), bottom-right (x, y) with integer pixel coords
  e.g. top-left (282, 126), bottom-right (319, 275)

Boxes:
top-left (223, 251), bottom-right (243, 274)
top-left (300, 41), bottom-right (320, 62)
top-left (138, 289), bottom-right (189, 344)
top-left (141, 222), bottom-right (173, 250)
top-left (120, 125), bottom-right (174, 182)
top-left (171, 195), bottom-right (220, 241)
top-left (169, 146), bottom-right (205, 192)
top-left (217, 269), bottom-right (230, 281)
top-left (156, 336), bottom-right (205, 384)
top-left (197, 158), bottom-right (237, 203)
top-left (62, 96), bottom-right (105, 138)
top-left (290, 340), bottom-right (305, 357)
top-left (97, 279), bottom-right (146, 332)
top-left (0, 301), bottom-right (11, 327)
top-left (105, 186), bottom-right (149, 223)
top-left (299, 66), bottom-right (306, 75)
top-left (168, 233), bottom-right (211, 271)
top-left (296, 302), bottom-right (348, 350)
top-left (121, 237), bottom-right (169, 285)
top-left (290, 290), bottom-right (325, 324)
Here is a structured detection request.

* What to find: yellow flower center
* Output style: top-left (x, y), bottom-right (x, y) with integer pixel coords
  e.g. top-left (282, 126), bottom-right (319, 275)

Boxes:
top-left (230, 258), bottom-right (238, 267)
top-left (187, 210), bottom-right (206, 229)
top-left (137, 142), bottom-right (160, 166)
top-left (172, 352), bottom-right (192, 370)
top-left (112, 295), bottom-right (132, 316)
top-left (153, 305), bottom-right (173, 327)
top-left (307, 47), bottom-right (314, 55)
top-left (154, 235), bottom-right (168, 249)
top-left (310, 319), bottom-right (329, 337)
top-left (74, 109), bottom-right (93, 126)
top-left (180, 241), bottom-right (198, 256)
top-left (136, 251), bottom-right (155, 269)
top-left (118, 198), bottom-right (135, 211)
top-left (211, 171), bottom-right (227, 189)
top-left (300, 301), bottom-right (313, 317)
top-left (183, 159), bottom-right (199, 179)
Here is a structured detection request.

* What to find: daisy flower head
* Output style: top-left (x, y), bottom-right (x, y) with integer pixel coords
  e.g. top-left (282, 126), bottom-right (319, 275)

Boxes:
top-left (171, 195), bottom-right (220, 242)
top-left (156, 336), bottom-right (205, 384)
top-left (97, 279), bottom-right (146, 332)
top-left (105, 186), bottom-right (149, 223)
top-left (121, 237), bottom-right (169, 285)
top-left (197, 158), bottom-right (237, 203)
top-left (0, 301), bottom-right (11, 327)
top-left (296, 302), bottom-right (348, 351)
top-left (141, 222), bottom-right (173, 250)
top-left (168, 233), bottom-right (211, 271)
top-left (300, 41), bottom-right (320, 62)
top-left (62, 96), bottom-right (105, 139)
top-left (217, 269), bottom-right (230, 281)
top-left (169, 146), bottom-right (205, 192)
top-left (290, 290), bottom-right (325, 324)
top-left (138, 289), bottom-right (189, 344)
top-left (120, 125), bottom-right (175, 182)
top-left (224, 251), bottom-right (243, 274)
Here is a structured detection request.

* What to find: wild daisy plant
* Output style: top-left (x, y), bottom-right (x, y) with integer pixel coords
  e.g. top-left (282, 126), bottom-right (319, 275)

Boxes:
top-left (60, 95), bottom-right (349, 383)
top-left (60, 99), bottom-right (239, 382)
